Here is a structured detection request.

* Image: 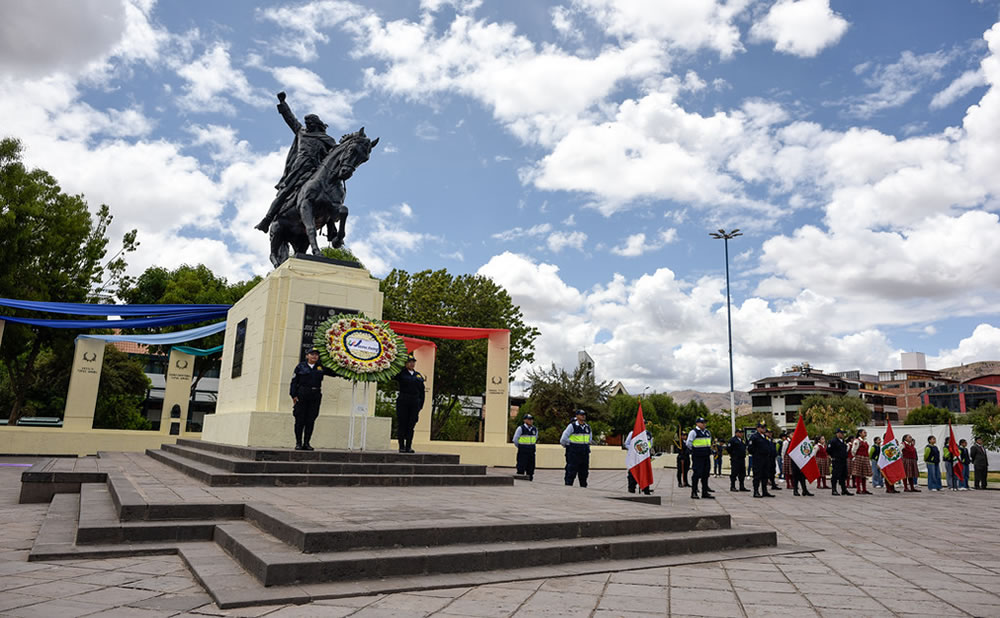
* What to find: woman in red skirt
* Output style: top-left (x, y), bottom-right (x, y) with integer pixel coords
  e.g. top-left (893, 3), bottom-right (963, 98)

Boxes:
top-left (815, 435), bottom-right (831, 489)
top-left (901, 433), bottom-right (921, 492)
top-left (849, 429), bottom-right (873, 495)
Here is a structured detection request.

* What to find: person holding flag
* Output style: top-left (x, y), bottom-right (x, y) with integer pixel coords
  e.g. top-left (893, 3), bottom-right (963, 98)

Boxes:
top-left (625, 403), bottom-right (654, 495)
top-left (787, 415), bottom-right (818, 497)
top-left (946, 422), bottom-right (965, 491)
top-left (901, 434), bottom-right (921, 492)
top-left (876, 420), bottom-right (905, 494)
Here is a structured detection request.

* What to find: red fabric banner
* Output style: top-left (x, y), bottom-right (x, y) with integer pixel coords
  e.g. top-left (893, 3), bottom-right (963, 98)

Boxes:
top-left (401, 336), bottom-right (436, 352)
top-left (388, 321), bottom-right (508, 340)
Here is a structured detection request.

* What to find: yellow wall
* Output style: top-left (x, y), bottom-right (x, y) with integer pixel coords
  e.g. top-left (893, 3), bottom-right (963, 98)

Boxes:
top-left (0, 426), bottom-right (195, 457)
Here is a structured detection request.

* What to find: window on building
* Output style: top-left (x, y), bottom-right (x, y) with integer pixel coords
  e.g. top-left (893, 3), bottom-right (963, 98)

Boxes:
top-left (751, 396), bottom-right (771, 407)
top-left (785, 394), bottom-right (804, 406)
top-left (799, 381), bottom-right (814, 386)
top-left (767, 383), bottom-right (778, 388)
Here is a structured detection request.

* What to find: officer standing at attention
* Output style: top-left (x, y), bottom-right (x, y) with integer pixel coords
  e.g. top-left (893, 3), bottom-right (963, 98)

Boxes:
top-left (828, 428), bottom-right (852, 496)
top-left (560, 410), bottom-right (592, 487)
top-left (686, 417), bottom-right (714, 499)
top-left (511, 414), bottom-right (538, 481)
top-left (289, 349), bottom-right (331, 451)
top-left (394, 353), bottom-right (425, 453)
top-left (727, 428), bottom-right (750, 492)
top-left (747, 422), bottom-right (775, 498)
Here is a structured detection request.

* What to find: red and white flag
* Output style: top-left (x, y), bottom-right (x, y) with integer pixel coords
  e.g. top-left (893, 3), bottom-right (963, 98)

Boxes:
top-left (877, 420), bottom-right (905, 485)
top-left (948, 421), bottom-right (964, 482)
top-left (788, 415), bottom-right (820, 482)
top-left (626, 402), bottom-right (654, 491)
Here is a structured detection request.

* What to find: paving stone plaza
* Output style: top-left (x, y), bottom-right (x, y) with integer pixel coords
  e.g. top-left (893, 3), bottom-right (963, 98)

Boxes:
top-left (0, 454), bottom-right (998, 618)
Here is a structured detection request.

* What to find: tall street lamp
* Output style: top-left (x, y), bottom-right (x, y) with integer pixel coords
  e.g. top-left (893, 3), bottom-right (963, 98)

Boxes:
top-left (709, 228), bottom-right (742, 436)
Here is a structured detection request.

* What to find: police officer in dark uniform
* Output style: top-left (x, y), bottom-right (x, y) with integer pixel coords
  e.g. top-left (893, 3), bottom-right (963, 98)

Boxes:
top-left (727, 428), bottom-right (750, 492)
top-left (765, 429), bottom-right (782, 490)
top-left (828, 428), bottom-right (852, 496)
top-left (560, 410), bottom-right (592, 487)
top-left (747, 422), bottom-right (775, 498)
top-left (686, 417), bottom-right (714, 499)
top-left (512, 414), bottom-right (538, 480)
top-left (289, 349), bottom-right (332, 450)
top-left (394, 353), bottom-right (425, 453)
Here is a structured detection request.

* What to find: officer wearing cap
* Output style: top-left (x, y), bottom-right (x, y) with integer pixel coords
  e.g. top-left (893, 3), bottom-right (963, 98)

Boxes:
top-left (289, 348), bottom-right (333, 450)
top-left (828, 428), bottom-right (852, 496)
top-left (560, 410), bottom-right (592, 487)
top-left (686, 417), bottom-right (714, 499)
top-left (747, 421), bottom-right (775, 497)
top-left (512, 414), bottom-right (538, 480)
top-left (727, 428), bottom-right (750, 492)
top-left (394, 353), bottom-right (425, 453)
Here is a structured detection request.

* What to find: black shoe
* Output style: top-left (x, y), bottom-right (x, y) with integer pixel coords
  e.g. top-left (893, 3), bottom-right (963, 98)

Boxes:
top-left (753, 492), bottom-right (761, 498)
top-left (628, 489), bottom-right (636, 494)
top-left (642, 490), bottom-right (652, 495)
top-left (762, 492), bottom-right (775, 498)
top-left (302, 444), bottom-right (314, 451)
top-left (406, 448), bottom-right (415, 453)
top-left (705, 488), bottom-right (715, 493)
top-left (731, 488), bottom-right (739, 492)
top-left (528, 475), bottom-right (533, 481)
top-left (842, 491), bottom-right (854, 496)
top-left (803, 490), bottom-right (814, 496)
top-left (702, 493), bottom-right (716, 499)
top-left (832, 490), bottom-right (840, 495)
top-left (793, 490), bottom-right (800, 496)
top-left (739, 487), bottom-right (751, 492)
top-left (294, 444), bottom-right (304, 451)
top-left (691, 493), bottom-right (700, 500)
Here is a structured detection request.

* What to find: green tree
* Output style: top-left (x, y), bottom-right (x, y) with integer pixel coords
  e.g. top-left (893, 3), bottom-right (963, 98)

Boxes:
top-left (0, 137), bottom-right (137, 423)
top-left (379, 268), bottom-right (539, 440)
top-left (966, 403), bottom-right (1000, 451)
top-left (904, 404), bottom-right (956, 426)
top-left (736, 412), bottom-right (780, 434)
top-left (800, 394), bottom-right (871, 440)
top-left (93, 344), bottom-right (152, 430)
top-left (521, 363), bottom-right (612, 443)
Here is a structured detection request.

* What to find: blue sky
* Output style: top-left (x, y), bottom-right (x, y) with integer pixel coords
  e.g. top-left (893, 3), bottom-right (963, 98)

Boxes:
top-left (2, 0), bottom-right (1000, 393)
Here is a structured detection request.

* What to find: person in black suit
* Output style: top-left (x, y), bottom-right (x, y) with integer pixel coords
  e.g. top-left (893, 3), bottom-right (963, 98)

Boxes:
top-left (727, 429), bottom-right (749, 492)
top-left (289, 349), bottom-right (333, 450)
top-left (970, 437), bottom-right (990, 490)
top-left (394, 353), bottom-right (425, 453)
top-left (747, 422), bottom-right (775, 498)
top-left (827, 428), bottom-right (852, 496)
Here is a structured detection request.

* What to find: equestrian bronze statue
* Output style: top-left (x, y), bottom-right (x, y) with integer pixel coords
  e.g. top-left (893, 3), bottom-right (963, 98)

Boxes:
top-left (256, 92), bottom-right (378, 267)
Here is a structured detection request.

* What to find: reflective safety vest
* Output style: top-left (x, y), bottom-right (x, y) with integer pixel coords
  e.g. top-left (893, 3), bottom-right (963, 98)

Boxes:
top-left (517, 425), bottom-right (538, 447)
top-left (691, 427), bottom-right (712, 456)
top-left (568, 422), bottom-right (592, 448)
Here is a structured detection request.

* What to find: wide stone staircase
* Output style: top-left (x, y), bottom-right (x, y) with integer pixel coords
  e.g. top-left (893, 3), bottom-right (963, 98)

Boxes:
top-left (146, 438), bottom-right (513, 487)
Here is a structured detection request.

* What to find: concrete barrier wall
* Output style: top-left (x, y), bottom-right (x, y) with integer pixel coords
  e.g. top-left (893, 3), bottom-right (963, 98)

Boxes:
top-left (0, 426), bottom-right (194, 457)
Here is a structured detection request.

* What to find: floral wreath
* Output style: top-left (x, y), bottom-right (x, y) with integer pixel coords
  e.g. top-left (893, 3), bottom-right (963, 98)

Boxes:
top-left (313, 313), bottom-right (407, 383)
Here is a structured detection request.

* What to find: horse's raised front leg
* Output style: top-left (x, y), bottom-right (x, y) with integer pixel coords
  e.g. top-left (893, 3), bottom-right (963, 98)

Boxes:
top-left (331, 205), bottom-right (349, 249)
top-left (298, 199), bottom-right (324, 255)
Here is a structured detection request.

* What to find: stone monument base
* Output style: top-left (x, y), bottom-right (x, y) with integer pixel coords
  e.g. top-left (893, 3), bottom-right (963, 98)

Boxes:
top-left (201, 411), bottom-right (390, 450)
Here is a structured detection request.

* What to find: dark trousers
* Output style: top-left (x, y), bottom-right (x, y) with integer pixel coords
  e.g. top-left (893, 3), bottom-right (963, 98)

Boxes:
top-left (293, 392), bottom-right (321, 446)
top-left (676, 459), bottom-right (689, 486)
top-left (831, 459), bottom-right (849, 492)
top-left (396, 401), bottom-right (420, 449)
top-left (691, 455), bottom-right (710, 495)
top-left (627, 470), bottom-right (652, 494)
top-left (792, 467), bottom-right (809, 494)
top-left (974, 465), bottom-right (988, 490)
top-left (752, 460), bottom-right (769, 494)
top-left (730, 458), bottom-right (746, 488)
top-left (714, 458), bottom-right (723, 475)
top-left (516, 446), bottom-right (536, 476)
top-left (767, 458), bottom-right (778, 486)
top-left (565, 446), bottom-right (589, 487)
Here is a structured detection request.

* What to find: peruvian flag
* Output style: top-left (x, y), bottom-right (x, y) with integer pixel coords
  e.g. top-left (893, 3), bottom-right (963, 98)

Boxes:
top-left (788, 415), bottom-right (820, 482)
top-left (877, 420), bottom-right (905, 485)
top-left (626, 402), bottom-right (654, 491)
top-left (948, 421), bottom-right (964, 481)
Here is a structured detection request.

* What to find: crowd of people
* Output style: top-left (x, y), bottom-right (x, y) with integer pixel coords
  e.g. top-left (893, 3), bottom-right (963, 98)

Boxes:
top-left (674, 422), bottom-right (992, 497)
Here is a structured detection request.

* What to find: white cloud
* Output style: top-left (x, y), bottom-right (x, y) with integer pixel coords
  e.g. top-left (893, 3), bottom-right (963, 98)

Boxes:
top-left (750, 0), bottom-right (848, 58)
top-left (610, 228), bottom-right (677, 256)
top-left (928, 324), bottom-right (1000, 369)
top-left (547, 230), bottom-right (587, 253)
top-left (266, 65), bottom-right (358, 130)
top-left (492, 223), bottom-right (552, 242)
top-left (347, 210), bottom-right (437, 276)
top-left (257, 0), bottom-right (368, 62)
top-left (930, 68), bottom-right (987, 109)
top-left (846, 50), bottom-right (955, 118)
top-left (176, 43), bottom-right (270, 113)
top-left (399, 203), bottom-right (413, 217)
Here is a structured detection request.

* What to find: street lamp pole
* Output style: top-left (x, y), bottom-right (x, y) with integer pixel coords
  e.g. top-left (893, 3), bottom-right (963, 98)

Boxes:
top-left (709, 229), bottom-right (742, 436)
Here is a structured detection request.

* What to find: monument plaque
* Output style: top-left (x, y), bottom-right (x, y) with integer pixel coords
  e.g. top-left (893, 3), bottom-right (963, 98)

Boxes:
top-left (300, 304), bottom-right (355, 362)
top-left (231, 318), bottom-right (248, 378)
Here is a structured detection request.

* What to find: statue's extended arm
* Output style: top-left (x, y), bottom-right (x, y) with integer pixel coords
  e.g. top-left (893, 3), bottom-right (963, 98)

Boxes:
top-left (276, 91), bottom-right (301, 134)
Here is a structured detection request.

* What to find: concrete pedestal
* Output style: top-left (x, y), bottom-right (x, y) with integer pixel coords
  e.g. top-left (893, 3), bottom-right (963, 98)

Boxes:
top-left (203, 256), bottom-right (391, 449)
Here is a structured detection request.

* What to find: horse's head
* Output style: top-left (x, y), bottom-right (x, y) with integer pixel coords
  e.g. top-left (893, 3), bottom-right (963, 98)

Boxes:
top-left (334, 127), bottom-right (379, 180)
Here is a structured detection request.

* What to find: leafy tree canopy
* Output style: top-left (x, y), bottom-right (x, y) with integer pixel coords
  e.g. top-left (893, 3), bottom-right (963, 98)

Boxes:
top-left (521, 363), bottom-right (612, 443)
top-left (0, 137), bottom-right (137, 423)
top-left (967, 403), bottom-right (1000, 451)
top-left (93, 344), bottom-right (152, 430)
top-left (379, 268), bottom-right (539, 440)
top-left (801, 394), bottom-right (871, 440)
top-left (903, 404), bottom-right (956, 426)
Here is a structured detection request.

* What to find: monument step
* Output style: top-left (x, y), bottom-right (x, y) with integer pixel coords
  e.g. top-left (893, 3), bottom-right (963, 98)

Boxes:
top-left (147, 448), bottom-right (515, 487)
top-left (242, 501), bottom-right (732, 553)
top-left (175, 438), bottom-right (461, 465)
top-left (161, 442), bottom-right (487, 476)
top-left (214, 520), bottom-right (778, 587)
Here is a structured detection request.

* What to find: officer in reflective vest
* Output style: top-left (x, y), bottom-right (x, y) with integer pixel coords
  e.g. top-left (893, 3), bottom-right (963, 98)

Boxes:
top-left (560, 409), bottom-right (592, 487)
top-left (686, 417), bottom-right (715, 499)
top-left (512, 414), bottom-right (538, 481)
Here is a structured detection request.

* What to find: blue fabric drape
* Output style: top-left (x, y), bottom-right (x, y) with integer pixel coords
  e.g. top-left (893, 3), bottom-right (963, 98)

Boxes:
top-left (76, 321), bottom-right (227, 344)
top-left (0, 298), bottom-right (230, 315)
top-left (0, 311), bottom-right (227, 329)
top-left (171, 344), bottom-right (224, 356)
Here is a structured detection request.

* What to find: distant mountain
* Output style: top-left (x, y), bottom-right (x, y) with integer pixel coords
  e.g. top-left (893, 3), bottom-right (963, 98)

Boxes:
top-left (938, 361), bottom-right (1000, 383)
top-left (669, 390), bottom-right (752, 415)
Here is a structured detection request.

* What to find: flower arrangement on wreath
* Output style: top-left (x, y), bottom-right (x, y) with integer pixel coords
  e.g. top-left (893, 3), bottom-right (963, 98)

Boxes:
top-left (313, 313), bottom-right (408, 383)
